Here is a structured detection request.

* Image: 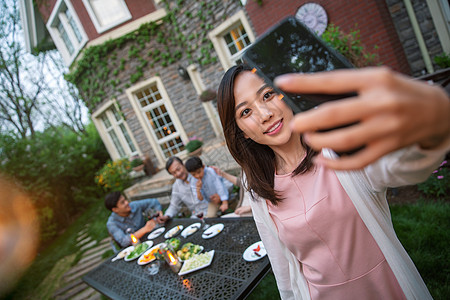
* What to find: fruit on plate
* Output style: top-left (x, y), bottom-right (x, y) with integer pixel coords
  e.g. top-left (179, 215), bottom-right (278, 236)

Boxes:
top-left (177, 242), bottom-right (203, 261)
top-left (165, 237), bottom-right (181, 251)
top-left (139, 247), bottom-right (160, 263)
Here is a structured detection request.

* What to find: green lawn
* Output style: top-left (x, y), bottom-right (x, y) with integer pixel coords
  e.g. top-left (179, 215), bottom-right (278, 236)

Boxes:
top-left (2, 199), bottom-right (449, 300)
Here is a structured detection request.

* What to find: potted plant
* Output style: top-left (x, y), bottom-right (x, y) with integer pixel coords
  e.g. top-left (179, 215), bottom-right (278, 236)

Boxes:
top-left (199, 89), bottom-right (217, 102)
top-left (130, 157), bottom-right (144, 172)
top-left (185, 136), bottom-right (203, 156)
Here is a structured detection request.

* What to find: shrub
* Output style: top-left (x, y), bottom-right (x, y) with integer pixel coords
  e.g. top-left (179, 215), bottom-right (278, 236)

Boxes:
top-left (95, 158), bottom-right (132, 192)
top-left (433, 52), bottom-right (450, 69)
top-left (199, 89), bottom-right (217, 102)
top-left (185, 137), bottom-right (203, 153)
top-left (0, 123), bottom-right (109, 243)
top-left (418, 160), bottom-right (449, 198)
top-left (130, 157), bottom-right (143, 168)
top-left (321, 24), bottom-right (379, 67)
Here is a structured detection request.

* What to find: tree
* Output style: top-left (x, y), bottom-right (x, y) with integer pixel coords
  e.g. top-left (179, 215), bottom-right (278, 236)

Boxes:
top-left (0, 0), bottom-right (88, 138)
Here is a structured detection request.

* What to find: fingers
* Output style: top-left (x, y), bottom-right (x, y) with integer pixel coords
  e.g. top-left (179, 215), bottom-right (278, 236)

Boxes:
top-left (302, 114), bottom-right (401, 152)
top-left (315, 137), bottom-right (400, 170)
top-left (211, 166), bottom-right (221, 176)
top-left (274, 67), bottom-right (395, 95)
top-left (290, 97), bottom-right (386, 132)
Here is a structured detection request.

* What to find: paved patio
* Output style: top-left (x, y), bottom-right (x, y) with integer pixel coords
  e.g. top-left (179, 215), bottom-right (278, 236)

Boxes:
top-left (124, 136), bottom-right (240, 205)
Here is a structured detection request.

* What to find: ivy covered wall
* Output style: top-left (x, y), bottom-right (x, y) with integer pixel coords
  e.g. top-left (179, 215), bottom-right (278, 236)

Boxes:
top-left (65, 0), bottom-right (245, 167)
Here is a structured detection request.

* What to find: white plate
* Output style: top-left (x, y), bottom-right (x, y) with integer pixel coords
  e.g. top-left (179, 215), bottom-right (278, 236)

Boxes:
top-left (148, 227), bottom-right (165, 240)
top-left (137, 242), bottom-right (164, 265)
top-left (202, 223), bottom-right (224, 239)
top-left (178, 250), bottom-right (215, 276)
top-left (112, 245), bottom-right (134, 262)
top-left (178, 246), bottom-right (204, 262)
top-left (164, 225), bottom-right (184, 239)
top-left (181, 223), bottom-right (201, 238)
top-left (124, 241), bottom-right (153, 261)
top-left (243, 241), bottom-right (266, 262)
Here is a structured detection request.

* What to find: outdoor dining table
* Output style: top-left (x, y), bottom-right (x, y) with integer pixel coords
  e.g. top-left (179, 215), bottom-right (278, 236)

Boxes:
top-left (83, 217), bottom-right (270, 299)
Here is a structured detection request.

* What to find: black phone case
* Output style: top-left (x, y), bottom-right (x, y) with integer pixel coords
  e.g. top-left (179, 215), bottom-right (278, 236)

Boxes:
top-left (242, 16), bottom-right (362, 155)
top-left (242, 16), bottom-right (355, 114)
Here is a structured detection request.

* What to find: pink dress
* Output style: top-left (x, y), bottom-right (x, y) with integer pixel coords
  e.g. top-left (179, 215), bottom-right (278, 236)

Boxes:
top-left (267, 162), bottom-right (406, 299)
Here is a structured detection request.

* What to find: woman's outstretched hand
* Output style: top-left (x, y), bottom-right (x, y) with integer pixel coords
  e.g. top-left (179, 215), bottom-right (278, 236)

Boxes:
top-left (275, 67), bottom-right (450, 170)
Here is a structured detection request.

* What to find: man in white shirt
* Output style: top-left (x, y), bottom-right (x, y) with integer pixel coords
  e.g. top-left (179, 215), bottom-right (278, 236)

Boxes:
top-left (157, 157), bottom-right (208, 222)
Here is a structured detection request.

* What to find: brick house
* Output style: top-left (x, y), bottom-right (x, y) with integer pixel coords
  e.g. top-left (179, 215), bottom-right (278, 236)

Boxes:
top-left (20, 0), bottom-right (450, 171)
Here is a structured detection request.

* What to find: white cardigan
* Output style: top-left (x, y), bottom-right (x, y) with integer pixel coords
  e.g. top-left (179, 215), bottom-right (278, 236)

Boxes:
top-left (251, 143), bottom-right (449, 300)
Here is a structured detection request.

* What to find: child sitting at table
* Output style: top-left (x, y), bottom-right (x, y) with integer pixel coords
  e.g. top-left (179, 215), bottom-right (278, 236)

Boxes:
top-left (210, 166), bottom-right (253, 218)
top-left (185, 156), bottom-right (231, 218)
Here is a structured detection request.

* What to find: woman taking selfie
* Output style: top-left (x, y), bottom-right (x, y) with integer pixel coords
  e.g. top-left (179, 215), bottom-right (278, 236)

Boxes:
top-left (217, 65), bottom-right (449, 300)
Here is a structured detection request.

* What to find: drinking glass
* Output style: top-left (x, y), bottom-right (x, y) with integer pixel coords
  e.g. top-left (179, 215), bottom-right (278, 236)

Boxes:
top-left (143, 208), bottom-right (161, 228)
top-left (146, 260), bottom-right (160, 275)
top-left (195, 211), bottom-right (209, 230)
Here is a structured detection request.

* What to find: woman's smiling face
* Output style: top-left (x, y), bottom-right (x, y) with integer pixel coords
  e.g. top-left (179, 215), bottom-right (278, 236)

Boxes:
top-left (234, 71), bottom-right (294, 147)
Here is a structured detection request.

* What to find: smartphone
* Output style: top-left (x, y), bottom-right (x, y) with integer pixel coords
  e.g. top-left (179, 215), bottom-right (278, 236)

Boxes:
top-left (242, 16), bottom-right (355, 114)
top-left (242, 16), bottom-right (362, 155)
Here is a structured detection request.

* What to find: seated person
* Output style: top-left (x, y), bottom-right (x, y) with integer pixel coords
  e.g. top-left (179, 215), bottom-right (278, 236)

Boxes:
top-left (157, 157), bottom-right (209, 223)
top-left (105, 191), bottom-right (162, 248)
top-left (185, 156), bottom-right (231, 218)
top-left (211, 166), bottom-right (252, 218)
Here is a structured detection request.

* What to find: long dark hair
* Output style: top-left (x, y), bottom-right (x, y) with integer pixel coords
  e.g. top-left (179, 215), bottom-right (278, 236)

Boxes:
top-left (217, 64), bottom-right (318, 205)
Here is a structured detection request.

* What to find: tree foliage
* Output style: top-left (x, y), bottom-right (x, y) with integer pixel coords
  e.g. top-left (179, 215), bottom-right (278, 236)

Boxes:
top-left (0, 123), bottom-right (109, 242)
top-left (0, 0), bottom-right (87, 138)
top-left (321, 24), bottom-right (380, 68)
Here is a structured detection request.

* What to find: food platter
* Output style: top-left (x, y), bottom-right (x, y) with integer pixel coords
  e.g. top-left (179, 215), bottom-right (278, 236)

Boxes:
top-left (165, 237), bottom-right (181, 251)
top-left (112, 245), bottom-right (135, 262)
top-left (164, 225), bottom-right (184, 239)
top-left (137, 243), bottom-right (164, 265)
top-left (147, 227), bottom-right (165, 239)
top-left (178, 250), bottom-right (215, 276)
top-left (202, 223), bottom-right (224, 239)
top-left (180, 222), bottom-right (201, 238)
top-left (124, 241), bottom-right (153, 262)
top-left (177, 242), bottom-right (204, 262)
top-left (242, 241), bottom-right (266, 262)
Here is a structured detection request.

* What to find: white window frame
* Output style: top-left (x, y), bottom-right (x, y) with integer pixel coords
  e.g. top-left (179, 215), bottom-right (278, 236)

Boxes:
top-left (426, 0), bottom-right (450, 53)
top-left (209, 10), bottom-right (256, 70)
top-left (187, 64), bottom-right (222, 138)
top-left (46, 0), bottom-right (88, 66)
top-left (92, 100), bottom-right (141, 160)
top-left (126, 77), bottom-right (188, 167)
top-left (82, 0), bottom-right (132, 34)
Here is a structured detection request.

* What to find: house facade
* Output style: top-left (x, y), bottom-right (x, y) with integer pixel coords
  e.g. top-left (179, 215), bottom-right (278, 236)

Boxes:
top-left (20, 0), bottom-right (450, 172)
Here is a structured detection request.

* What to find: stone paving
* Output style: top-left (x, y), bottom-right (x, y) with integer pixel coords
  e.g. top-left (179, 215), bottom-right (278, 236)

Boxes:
top-left (53, 228), bottom-right (110, 300)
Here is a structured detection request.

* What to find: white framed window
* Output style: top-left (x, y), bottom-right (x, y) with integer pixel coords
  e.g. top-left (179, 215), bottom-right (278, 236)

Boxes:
top-left (209, 10), bottom-right (256, 70)
top-left (426, 0), bottom-right (450, 53)
top-left (47, 0), bottom-right (88, 66)
top-left (187, 64), bottom-right (222, 138)
top-left (95, 104), bottom-right (139, 159)
top-left (223, 24), bottom-right (251, 63)
top-left (126, 77), bottom-right (187, 165)
top-left (82, 0), bottom-right (132, 34)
